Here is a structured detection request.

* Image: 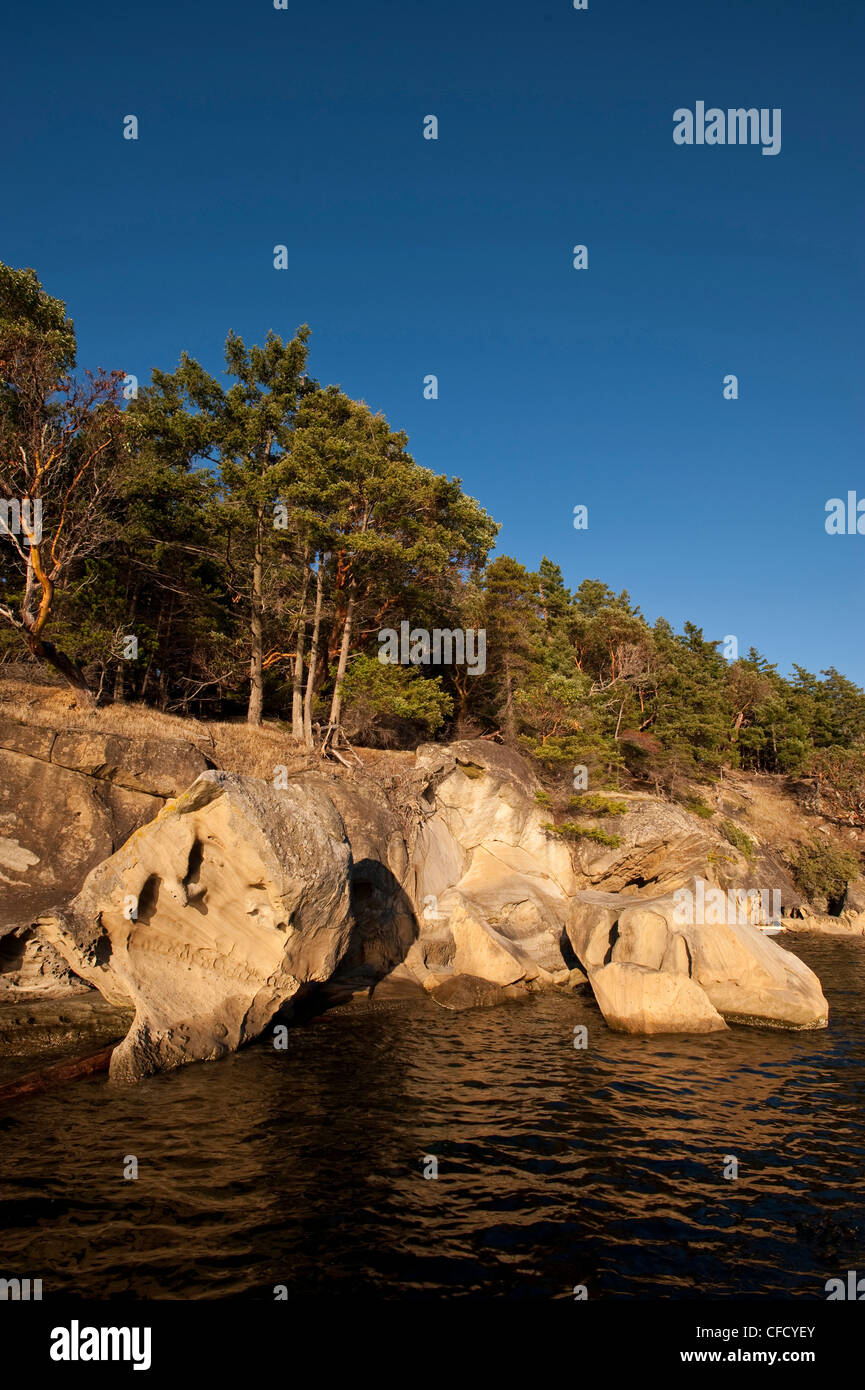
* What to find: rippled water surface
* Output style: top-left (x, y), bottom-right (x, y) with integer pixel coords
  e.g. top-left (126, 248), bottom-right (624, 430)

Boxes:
top-left (2, 934), bottom-right (864, 1300)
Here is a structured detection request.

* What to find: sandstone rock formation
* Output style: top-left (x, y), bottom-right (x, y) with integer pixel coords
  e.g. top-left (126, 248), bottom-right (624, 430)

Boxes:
top-left (785, 877), bottom-right (865, 935)
top-left (0, 716), bottom-right (209, 931)
top-left (0, 925), bottom-right (91, 999)
top-left (38, 771), bottom-right (354, 1081)
top-left (424, 973), bottom-right (528, 1011)
top-left (568, 886), bottom-right (828, 1033)
top-left (843, 877), bottom-right (865, 923)
top-left (3, 721), bottom-right (837, 1075)
top-left (588, 961), bottom-right (728, 1034)
top-left (401, 742), bottom-right (584, 992)
top-left (291, 769), bottom-right (416, 985)
top-left (355, 740), bottom-right (824, 1034)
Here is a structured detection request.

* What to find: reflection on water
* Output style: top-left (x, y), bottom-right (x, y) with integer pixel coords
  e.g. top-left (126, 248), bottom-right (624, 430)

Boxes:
top-left (1, 935), bottom-right (864, 1300)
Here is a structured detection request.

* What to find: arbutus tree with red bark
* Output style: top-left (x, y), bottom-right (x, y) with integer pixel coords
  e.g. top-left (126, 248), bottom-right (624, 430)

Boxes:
top-left (0, 265), bottom-right (126, 702)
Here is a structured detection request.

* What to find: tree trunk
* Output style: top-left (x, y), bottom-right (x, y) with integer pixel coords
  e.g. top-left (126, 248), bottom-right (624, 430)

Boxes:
top-left (291, 560), bottom-right (311, 743)
top-left (328, 582), bottom-right (356, 730)
top-left (248, 509), bottom-right (265, 727)
top-left (113, 575), bottom-right (135, 705)
top-left (26, 634), bottom-right (95, 706)
top-left (140, 591), bottom-right (168, 703)
top-left (303, 557), bottom-right (325, 751)
top-left (453, 668), bottom-right (470, 737)
top-left (502, 659), bottom-right (515, 742)
top-left (12, 544), bottom-right (95, 706)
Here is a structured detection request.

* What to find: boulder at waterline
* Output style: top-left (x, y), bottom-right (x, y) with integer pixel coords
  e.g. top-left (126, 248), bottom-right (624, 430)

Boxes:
top-left (587, 961), bottom-right (728, 1034)
top-left (424, 972), bottom-right (527, 1011)
top-left (568, 885), bottom-right (829, 1033)
top-left (37, 771), bottom-right (354, 1082)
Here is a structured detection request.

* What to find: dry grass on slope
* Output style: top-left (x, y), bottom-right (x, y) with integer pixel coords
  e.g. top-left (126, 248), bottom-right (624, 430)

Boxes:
top-left (716, 768), bottom-right (864, 859)
top-left (0, 668), bottom-right (417, 783)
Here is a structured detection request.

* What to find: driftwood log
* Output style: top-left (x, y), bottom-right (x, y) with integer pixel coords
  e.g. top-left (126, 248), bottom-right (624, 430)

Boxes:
top-left (0, 1044), bottom-right (117, 1105)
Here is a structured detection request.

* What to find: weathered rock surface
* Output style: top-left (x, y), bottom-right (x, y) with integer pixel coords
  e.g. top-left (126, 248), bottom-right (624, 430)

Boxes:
top-left (0, 925), bottom-right (91, 999)
top-left (0, 749), bottom-right (118, 928)
top-left (785, 914), bottom-right (865, 936)
top-left (38, 772), bottom-right (354, 1082)
top-left (402, 742), bottom-right (582, 990)
top-left (843, 877), bottom-right (865, 920)
top-left (289, 739), bottom-right (828, 1035)
top-left (0, 718), bottom-right (209, 797)
top-left (0, 718), bottom-right (208, 930)
top-left (0, 995), bottom-right (131, 1083)
top-left (424, 972), bottom-right (527, 1011)
top-left (568, 886), bottom-right (829, 1033)
top-left (291, 770), bottom-right (416, 985)
top-left (569, 795), bottom-right (721, 893)
top-left (588, 961), bottom-right (728, 1034)
top-left (2, 721), bottom-right (837, 1068)
top-left (562, 790), bottom-right (805, 916)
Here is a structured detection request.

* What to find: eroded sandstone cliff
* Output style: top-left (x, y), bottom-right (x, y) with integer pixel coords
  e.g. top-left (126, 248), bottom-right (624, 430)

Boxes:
top-left (0, 711), bottom-right (857, 1077)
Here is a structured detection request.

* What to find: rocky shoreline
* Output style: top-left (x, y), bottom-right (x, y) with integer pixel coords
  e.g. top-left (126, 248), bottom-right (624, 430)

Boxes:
top-left (2, 716), bottom-right (861, 1083)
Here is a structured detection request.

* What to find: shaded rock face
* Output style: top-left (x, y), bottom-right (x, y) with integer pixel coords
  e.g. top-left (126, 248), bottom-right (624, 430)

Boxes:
top-left (0, 926), bottom-right (91, 999)
top-left (568, 887), bottom-right (828, 1033)
top-left (424, 973), bottom-right (527, 1011)
top-left (38, 772), bottom-right (354, 1082)
top-left (291, 771), bottom-right (416, 985)
top-left (0, 718), bottom-right (208, 930)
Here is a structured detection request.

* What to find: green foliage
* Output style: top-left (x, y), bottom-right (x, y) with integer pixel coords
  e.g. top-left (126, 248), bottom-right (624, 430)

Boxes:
top-left (682, 796), bottom-right (714, 819)
top-left (341, 654), bottom-right (452, 736)
top-left (5, 258), bottom-right (865, 765)
top-left (567, 794), bottom-right (628, 816)
top-left (534, 790), bottom-right (553, 807)
top-left (789, 838), bottom-right (861, 905)
top-left (544, 821), bottom-right (622, 847)
top-left (0, 264), bottom-right (77, 411)
top-left (516, 673), bottom-right (620, 779)
top-left (719, 819), bottom-right (755, 859)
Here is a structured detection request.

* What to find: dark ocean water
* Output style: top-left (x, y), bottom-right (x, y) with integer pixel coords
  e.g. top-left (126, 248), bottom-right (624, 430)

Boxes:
top-left (1, 934), bottom-right (864, 1301)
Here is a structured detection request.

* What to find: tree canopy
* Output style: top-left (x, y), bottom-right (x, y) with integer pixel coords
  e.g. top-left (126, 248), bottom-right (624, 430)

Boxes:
top-left (2, 261), bottom-right (863, 825)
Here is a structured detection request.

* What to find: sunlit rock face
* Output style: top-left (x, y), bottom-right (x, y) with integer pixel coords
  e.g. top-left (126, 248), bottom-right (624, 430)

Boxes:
top-left (402, 743), bottom-right (828, 1033)
top-left (405, 742), bottom-right (583, 991)
top-left (0, 716), bottom-right (209, 931)
top-left (39, 772), bottom-right (354, 1082)
top-left (567, 886), bottom-right (829, 1033)
top-left (28, 738), bottom-right (831, 1064)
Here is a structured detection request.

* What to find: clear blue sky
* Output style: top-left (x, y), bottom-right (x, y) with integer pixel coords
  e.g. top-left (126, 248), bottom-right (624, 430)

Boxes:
top-left (4, 0), bottom-right (863, 682)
